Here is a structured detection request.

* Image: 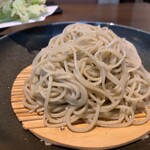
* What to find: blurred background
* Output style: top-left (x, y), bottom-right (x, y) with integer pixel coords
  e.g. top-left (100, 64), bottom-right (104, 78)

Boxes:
top-left (52, 0), bottom-right (149, 4)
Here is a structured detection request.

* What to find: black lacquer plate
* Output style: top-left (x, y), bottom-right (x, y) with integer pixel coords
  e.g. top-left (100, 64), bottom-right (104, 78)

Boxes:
top-left (0, 22), bottom-right (150, 150)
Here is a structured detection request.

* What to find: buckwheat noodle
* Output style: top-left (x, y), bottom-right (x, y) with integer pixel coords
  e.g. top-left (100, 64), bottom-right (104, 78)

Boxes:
top-left (23, 23), bottom-right (150, 132)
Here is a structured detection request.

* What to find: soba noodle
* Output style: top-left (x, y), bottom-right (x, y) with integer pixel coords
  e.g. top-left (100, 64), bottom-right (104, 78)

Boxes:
top-left (23, 23), bottom-right (150, 132)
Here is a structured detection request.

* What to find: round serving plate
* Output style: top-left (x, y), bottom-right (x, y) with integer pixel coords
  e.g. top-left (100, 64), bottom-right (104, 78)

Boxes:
top-left (0, 22), bottom-right (150, 150)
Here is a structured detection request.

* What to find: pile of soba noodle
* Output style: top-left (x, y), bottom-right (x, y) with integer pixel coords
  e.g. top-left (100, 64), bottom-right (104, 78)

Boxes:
top-left (23, 23), bottom-right (150, 132)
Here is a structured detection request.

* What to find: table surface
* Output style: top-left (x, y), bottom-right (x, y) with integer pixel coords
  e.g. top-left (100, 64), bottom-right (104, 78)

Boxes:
top-left (0, 2), bottom-right (150, 36)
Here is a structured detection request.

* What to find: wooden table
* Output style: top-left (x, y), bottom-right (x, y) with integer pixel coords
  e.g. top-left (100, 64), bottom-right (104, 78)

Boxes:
top-left (0, 2), bottom-right (150, 36)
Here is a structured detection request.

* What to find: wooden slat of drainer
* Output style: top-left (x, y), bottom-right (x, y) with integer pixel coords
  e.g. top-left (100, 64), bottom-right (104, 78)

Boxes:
top-left (11, 66), bottom-right (44, 129)
top-left (11, 65), bottom-right (150, 149)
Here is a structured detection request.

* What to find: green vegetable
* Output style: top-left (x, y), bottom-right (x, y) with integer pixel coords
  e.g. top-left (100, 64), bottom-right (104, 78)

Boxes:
top-left (26, 0), bottom-right (46, 5)
top-left (0, 0), bottom-right (14, 22)
top-left (0, 0), bottom-right (47, 23)
top-left (27, 4), bottom-right (46, 18)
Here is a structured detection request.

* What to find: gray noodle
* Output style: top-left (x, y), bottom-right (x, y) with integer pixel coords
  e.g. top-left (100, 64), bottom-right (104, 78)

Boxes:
top-left (23, 23), bottom-right (150, 132)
